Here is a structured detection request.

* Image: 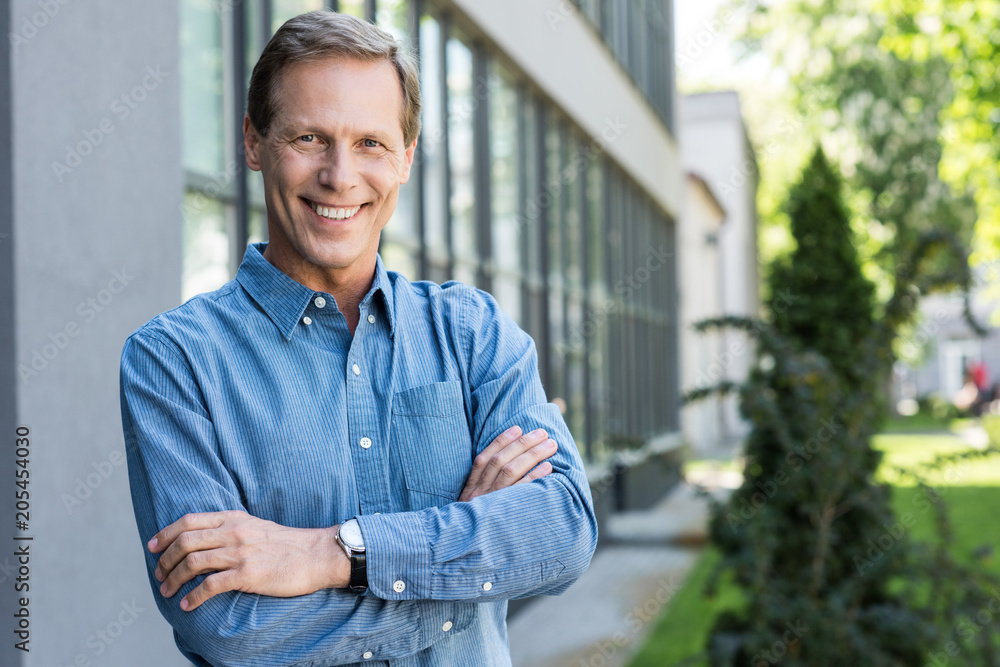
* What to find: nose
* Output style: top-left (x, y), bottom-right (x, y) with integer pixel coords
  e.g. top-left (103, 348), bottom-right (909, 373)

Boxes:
top-left (318, 142), bottom-right (360, 191)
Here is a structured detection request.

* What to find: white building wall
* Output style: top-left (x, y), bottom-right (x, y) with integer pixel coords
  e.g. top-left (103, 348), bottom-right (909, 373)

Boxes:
top-left (679, 176), bottom-right (725, 455)
top-left (680, 92), bottom-right (759, 443)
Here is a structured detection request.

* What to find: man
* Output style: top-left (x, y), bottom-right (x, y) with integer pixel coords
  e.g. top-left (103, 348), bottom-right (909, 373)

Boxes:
top-left (120, 10), bottom-right (597, 667)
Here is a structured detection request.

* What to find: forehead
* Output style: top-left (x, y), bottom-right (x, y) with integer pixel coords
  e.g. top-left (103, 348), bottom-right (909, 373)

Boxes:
top-left (272, 56), bottom-right (404, 137)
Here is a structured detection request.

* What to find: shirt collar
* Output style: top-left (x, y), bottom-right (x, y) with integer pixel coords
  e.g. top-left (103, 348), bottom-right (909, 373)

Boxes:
top-left (236, 242), bottom-right (396, 341)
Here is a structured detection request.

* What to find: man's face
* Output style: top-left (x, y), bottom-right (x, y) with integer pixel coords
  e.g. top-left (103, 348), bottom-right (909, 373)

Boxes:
top-left (244, 56), bottom-right (416, 276)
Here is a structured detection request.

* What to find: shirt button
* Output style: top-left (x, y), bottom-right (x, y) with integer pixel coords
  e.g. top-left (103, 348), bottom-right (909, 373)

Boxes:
top-left (360, 437), bottom-right (372, 449)
top-left (362, 651), bottom-right (373, 659)
top-left (352, 364), bottom-right (360, 376)
top-left (314, 296), bottom-right (326, 308)
top-left (442, 621), bottom-right (453, 632)
top-left (482, 582), bottom-right (493, 592)
top-left (302, 316), bottom-right (312, 326)
top-left (393, 580), bottom-right (406, 593)
top-left (368, 314), bottom-right (375, 324)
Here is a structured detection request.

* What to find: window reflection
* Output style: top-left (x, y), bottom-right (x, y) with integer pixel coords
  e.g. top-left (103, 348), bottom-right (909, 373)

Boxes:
top-left (419, 13), bottom-right (448, 281)
top-left (489, 64), bottom-right (520, 323)
top-left (447, 33), bottom-right (476, 285)
top-left (270, 0), bottom-right (324, 32)
top-left (181, 0), bottom-right (225, 177)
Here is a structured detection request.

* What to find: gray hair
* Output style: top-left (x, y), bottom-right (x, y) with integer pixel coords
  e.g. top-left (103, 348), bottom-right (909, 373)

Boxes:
top-left (247, 10), bottom-right (421, 146)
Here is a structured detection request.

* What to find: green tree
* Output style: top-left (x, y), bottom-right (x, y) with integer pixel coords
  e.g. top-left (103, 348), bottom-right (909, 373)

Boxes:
top-left (768, 148), bottom-right (875, 393)
top-left (698, 150), bottom-right (930, 666)
top-left (688, 3), bottom-right (1000, 663)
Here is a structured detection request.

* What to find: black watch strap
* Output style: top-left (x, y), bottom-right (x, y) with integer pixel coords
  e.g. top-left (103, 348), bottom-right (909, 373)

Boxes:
top-left (348, 550), bottom-right (367, 594)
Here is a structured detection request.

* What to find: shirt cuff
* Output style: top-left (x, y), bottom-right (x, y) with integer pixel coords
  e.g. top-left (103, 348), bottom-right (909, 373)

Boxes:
top-left (357, 510), bottom-right (432, 600)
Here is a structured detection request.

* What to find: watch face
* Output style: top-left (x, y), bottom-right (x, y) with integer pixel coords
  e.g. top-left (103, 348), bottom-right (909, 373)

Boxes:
top-left (340, 519), bottom-right (365, 551)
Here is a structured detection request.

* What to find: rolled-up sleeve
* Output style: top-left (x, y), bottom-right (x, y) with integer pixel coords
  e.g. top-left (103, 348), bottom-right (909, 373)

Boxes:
top-left (121, 331), bottom-right (430, 667)
top-left (360, 287), bottom-right (598, 602)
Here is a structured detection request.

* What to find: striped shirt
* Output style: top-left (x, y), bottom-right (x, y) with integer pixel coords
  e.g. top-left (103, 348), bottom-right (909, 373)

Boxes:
top-left (119, 242), bottom-right (598, 667)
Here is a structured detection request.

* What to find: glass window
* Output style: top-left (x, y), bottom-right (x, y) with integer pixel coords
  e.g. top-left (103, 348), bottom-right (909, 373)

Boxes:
top-left (489, 64), bottom-right (521, 322)
top-left (380, 241), bottom-right (418, 279)
top-left (521, 95), bottom-right (548, 382)
top-left (337, 0), bottom-right (367, 20)
top-left (182, 0), bottom-right (226, 178)
top-left (183, 194), bottom-right (231, 301)
top-left (271, 0), bottom-right (324, 32)
top-left (447, 33), bottom-right (476, 285)
top-left (376, 0), bottom-right (411, 42)
top-left (419, 13), bottom-right (448, 278)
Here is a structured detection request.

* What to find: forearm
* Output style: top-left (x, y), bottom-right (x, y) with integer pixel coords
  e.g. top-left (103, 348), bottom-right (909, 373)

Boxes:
top-left (133, 489), bottom-right (442, 666)
top-left (358, 460), bottom-right (597, 603)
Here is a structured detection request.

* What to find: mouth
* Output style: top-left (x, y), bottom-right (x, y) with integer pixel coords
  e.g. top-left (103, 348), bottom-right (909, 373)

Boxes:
top-left (304, 198), bottom-right (367, 222)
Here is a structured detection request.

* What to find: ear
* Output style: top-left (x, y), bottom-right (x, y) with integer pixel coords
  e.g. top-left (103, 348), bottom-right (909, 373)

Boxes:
top-left (244, 114), bottom-right (263, 172)
top-left (398, 138), bottom-right (418, 185)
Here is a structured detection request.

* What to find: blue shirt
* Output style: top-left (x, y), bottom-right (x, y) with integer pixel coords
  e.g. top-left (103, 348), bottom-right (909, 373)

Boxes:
top-left (119, 242), bottom-right (598, 667)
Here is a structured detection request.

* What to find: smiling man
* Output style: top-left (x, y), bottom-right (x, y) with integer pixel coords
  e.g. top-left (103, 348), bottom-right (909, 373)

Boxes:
top-left (119, 10), bottom-right (596, 667)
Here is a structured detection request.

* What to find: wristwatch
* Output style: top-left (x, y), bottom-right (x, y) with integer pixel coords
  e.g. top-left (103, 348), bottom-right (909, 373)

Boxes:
top-left (336, 518), bottom-right (368, 594)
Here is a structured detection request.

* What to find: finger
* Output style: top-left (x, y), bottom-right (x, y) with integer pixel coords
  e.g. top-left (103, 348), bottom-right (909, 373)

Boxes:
top-left (148, 511), bottom-right (231, 554)
top-left (155, 526), bottom-right (228, 583)
top-left (465, 425), bottom-right (523, 490)
top-left (514, 461), bottom-right (553, 485)
top-left (160, 547), bottom-right (231, 598)
top-left (180, 571), bottom-right (238, 612)
top-left (488, 439), bottom-right (557, 492)
top-left (478, 429), bottom-right (548, 480)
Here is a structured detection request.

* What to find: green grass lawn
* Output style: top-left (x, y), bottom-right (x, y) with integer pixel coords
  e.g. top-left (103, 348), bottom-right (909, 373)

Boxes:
top-left (626, 431), bottom-right (1000, 667)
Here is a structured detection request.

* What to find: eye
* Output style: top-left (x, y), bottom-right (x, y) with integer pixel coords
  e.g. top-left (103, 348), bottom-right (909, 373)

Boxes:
top-left (362, 138), bottom-right (381, 149)
top-left (298, 134), bottom-right (316, 143)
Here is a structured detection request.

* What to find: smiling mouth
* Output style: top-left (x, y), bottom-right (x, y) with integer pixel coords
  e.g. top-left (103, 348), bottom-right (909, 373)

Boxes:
top-left (305, 199), bottom-right (366, 221)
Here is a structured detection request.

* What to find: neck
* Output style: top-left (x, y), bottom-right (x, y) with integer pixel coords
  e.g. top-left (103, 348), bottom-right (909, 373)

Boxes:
top-left (262, 242), bottom-right (376, 336)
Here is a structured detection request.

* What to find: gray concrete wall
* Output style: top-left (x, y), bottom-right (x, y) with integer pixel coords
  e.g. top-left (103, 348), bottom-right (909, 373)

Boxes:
top-left (10, 0), bottom-right (187, 664)
top-left (2, 2), bottom-right (21, 666)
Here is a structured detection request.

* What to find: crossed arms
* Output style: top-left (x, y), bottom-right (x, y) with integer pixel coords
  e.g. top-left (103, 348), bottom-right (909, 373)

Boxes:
top-left (121, 289), bottom-right (597, 666)
top-left (148, 425), bottom-right (559, 611)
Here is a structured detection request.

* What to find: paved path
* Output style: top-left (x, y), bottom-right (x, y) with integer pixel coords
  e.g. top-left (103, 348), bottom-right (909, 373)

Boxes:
top-left (508, 480), bottom-right (735, 667)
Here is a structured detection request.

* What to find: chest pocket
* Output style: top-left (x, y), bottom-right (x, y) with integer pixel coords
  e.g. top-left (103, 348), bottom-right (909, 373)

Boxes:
top-left (390, 380), bottom-right (473, 509)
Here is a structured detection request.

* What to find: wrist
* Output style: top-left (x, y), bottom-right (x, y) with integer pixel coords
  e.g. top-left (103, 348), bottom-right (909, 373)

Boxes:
top-left (321, 525), bottom-right (352, 589)
top-left (335, 518), bottom-right (368, 594)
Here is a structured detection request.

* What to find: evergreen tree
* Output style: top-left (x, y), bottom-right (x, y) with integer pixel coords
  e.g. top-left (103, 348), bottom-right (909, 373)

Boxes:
top-left (691, 149), bottom-right (1000, 665)
top-left (768, 148), bottom-right (875, 395)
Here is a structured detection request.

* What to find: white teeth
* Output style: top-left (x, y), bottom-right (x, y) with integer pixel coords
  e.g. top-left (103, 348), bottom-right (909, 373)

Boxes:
top-left (309, 202), bottom-right (362, 221)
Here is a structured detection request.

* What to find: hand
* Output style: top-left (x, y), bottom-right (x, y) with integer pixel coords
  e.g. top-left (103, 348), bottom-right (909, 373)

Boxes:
top-left (459, 425), bottom-right (557, 502)
top-left (148, 510), bottom-right (350, 612)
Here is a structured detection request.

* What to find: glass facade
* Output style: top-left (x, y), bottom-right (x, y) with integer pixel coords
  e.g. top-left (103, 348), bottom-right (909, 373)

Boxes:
top-left (573, 0), bottom-right (674, 131)
top-left (179, 0), bottom-right (679, 465)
